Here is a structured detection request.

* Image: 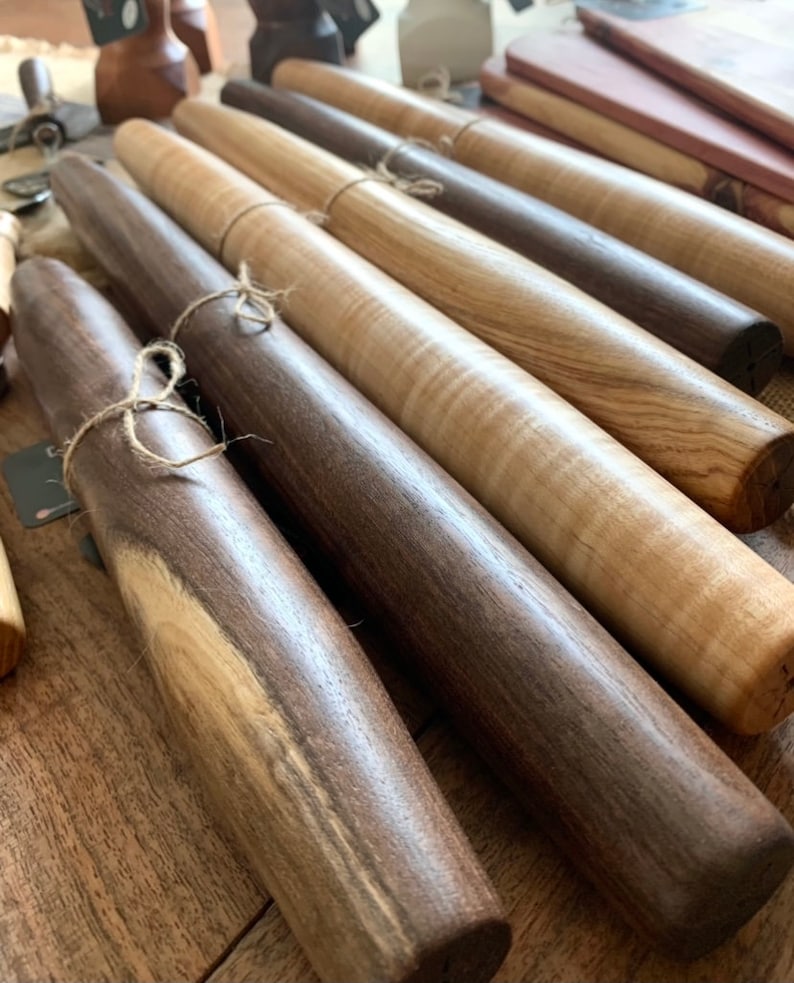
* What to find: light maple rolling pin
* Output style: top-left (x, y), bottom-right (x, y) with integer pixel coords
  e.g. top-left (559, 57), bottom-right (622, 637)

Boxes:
top-left (52, 153), bottom-right (794, 957)
top-left (220, 79), bottom-right (782, 396)
top-left (10, 257), bottom-right (509, 983)
top-left (172, 98), bottom-right (794, 535)
top-left (114, 121), bottom-right (794, 736)
top-left (0, 211), bottom-right (20, 348)
top-left (270, 58), bottom-right (794, 355)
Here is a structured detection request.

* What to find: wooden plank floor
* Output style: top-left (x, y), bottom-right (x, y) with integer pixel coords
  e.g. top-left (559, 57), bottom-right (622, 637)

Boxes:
top-left (3, 2), bottom-right (794, 981)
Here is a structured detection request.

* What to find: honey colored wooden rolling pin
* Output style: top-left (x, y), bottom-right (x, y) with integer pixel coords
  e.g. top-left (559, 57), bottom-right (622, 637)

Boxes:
top-left (0, 211), bottom-right (20, 348)
top-left (220, 79), bottom-right (782, 396)
top-left (10, 257), bottom-right (509, 983)
top-left (115, 121), bottom-right (794, 735)
top-left (173, 98), bottom-right (794, 534)
top-left (271, 58), bottom-right (794, 354)
top-left (52, 153), bottom-right (794, 957)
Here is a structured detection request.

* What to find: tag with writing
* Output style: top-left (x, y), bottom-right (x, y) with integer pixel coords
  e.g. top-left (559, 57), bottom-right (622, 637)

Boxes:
top-left (2, 441), bottom-right (79, 528)
top-left (81, 0), bottom-right (149, 46)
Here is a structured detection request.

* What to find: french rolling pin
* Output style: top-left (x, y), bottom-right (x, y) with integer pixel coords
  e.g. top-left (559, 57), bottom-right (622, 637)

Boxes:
top-left (270, 58), bottom-right (794, 355)
top-left (10, 257), bottom-right (509, 983)
top-left (114, 120), bottom-right (794, 736)
top-left (219, 79), bottom-right (782, 396)
top-left (52, 153), bottom-right (794, 957)
top-left (172, 98), bottom-right (794, 535)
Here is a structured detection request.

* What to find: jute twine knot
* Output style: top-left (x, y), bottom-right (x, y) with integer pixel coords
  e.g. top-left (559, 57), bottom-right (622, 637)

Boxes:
top-left (439, 117), bottom-right (485, 158)
top-left (170, 262), bottom-right (284, 341)
top-left (310, 143), bottom-right (444, 224)
top-left (61, 340), bottom-right (225, 497)
top-left (416, 66), bottom-right (464, 104)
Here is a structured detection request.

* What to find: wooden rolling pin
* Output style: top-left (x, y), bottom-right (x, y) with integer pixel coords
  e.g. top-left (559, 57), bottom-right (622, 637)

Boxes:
top-left (220, 79), bottom-right (782, 396)
top-left (52, 152), bottom-right (794, 957)
top-left (114, 120), bottom-right (794, 735)
top-left (10, 257), bottom-right (508, 983)
top-left (270, 58), bottom-right (794, 355)
top-left (172, 98), bottom-right (794, 534)
top-left (0, 211), bottom-right (20, 348)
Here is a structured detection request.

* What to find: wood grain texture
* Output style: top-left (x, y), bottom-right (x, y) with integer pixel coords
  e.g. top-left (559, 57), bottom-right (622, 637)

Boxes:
top-left (94, 0), bottom-right (200, 124)
top-left (270, 58), bottom-right (794, 356)
top-left (0, 534), bottom-right (25, 677)
top-left (576, 3), bottom-right (794, 152)
top-left (114, 119), bottom-right (794, 735)
top-left (207, 718), bottom-right (794, 983)
top-left (478, 55), bottom-right (794, 245)
top-left (0, 211), bottom-right (20, 347)
top-left (0, 348), bottom-right (266, 983)
top-left (11, 258), bottom-right (509, 983)
top-left (52, 151), bottom-right (794, 957)
top-left (504, 28), bottom-right (794, 205)
top-left (220, 79), bottom-right (782, 396)
top-left (173, 97), bottom-right (794, 534)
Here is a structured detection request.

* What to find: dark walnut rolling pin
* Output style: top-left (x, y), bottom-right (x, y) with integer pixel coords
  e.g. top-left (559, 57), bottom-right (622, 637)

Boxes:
top-left (10, 257), bottom-right (509, 983)
top-left (220, 78), bottom-right (782, 397)
top-left (172, 98), bottom-right (794, 535)
top-left (270, 58), bottom-right (794, 355)
top-left (52, 153), bottom-right (794, 959)
top-left (114, 121), bottom-right (794, 736)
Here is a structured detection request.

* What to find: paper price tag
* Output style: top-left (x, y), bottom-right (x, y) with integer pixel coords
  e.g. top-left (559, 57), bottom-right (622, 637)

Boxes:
top-left (2, 441), bottom-right (79, 528)
top-left (81, 0), bottom-right (149, 46)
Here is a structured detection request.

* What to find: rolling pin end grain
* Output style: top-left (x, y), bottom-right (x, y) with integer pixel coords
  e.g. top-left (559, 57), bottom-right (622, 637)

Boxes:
top-left (401, 918), bottom-right (511, 983)
top-left (719, 319), bottom-right (783, 397)
top-left (730, 433), bottom-right (794, 533)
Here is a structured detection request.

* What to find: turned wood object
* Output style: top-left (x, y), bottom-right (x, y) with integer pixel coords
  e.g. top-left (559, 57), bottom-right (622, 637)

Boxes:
top-left (170, 0), bottom-right (224, 74)
top-left (173, 98), bottom-right (794, 534)
top-left (53, 152), bottom-right (794, 957)
top-left (478, 56), bottom-right (794, 245)
top-left (220, 79), bottom-right (782, 396)
top-left (247, 0), bottom-right (343, 84)
top-left (0, 212), bottom-right (20, 348)
top-left (10, 257), bottom-right (508, 983)
top-left (271, 58), bottom-right (794, 355)
top-left (114, 120), bottom-right (794, 735)
top-left (0, 536), bottom-right (25, 679)
top-left (95, 0), bottom-right (200, 124)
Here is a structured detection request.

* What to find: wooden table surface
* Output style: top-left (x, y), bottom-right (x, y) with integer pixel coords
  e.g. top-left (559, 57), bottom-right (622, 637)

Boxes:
top-left (3, 2), bottom-right (794, 981)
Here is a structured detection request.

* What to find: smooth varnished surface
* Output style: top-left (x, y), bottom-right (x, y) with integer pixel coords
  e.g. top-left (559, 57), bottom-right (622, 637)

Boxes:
top-left (115, 119), bottom-right (794, 734)
top-left (173, 97), bottom-right (794, 533)
top-left (52, 151), bottom-right (794, 956)
top-left (220, 78), bottom-right (783, 395)
top-left (10, 258), bottom-right (509, 983)
top-left (0, 210), bottom-right (20, 347)
top-left (271, 58), bottom-right (794, 355)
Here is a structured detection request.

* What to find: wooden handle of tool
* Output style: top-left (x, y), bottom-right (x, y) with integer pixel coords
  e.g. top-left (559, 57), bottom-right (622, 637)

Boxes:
top-left (169, 0), bottom-right (224, 73)
top-left (95, 0), bottom-right (200, 124)
top-left (246, 0), bottom-right (343, 83)
top-left (18, 57), bottom-right (54, 109)
top-left (0, 211), bottom-right (20, 349)
top-left (0, 536), bottom-right (26, 679)
top-left (114, 119), bottom-right (794, 734)
top-left (172, 98), bottom-right (794, 534)
top-left (11, 257), bottom-right (509, 983)
top-left (51, 151), bottom-right (794, 957)
top-left (271, 58), bottom-right (794, 355)
top-left (221, 79), bottom-right (782, 395)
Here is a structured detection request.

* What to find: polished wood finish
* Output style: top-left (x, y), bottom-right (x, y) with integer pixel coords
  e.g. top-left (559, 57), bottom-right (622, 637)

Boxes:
top-left (172, 98), bottom-right (794, 534)
top-left (11, 257), bottom-right (509, 983)
top-left (53, 151), bottom-right (794, 957)
top-left (270, 58), bottom-right (794, 355)
top-left (479, 56), bottom-right (794, 245)
top-left (0, 535), bottom-right (25, 678)
top-left (0, 211), bottom-right (20, 347)
top-left (170, 0), bottom-right (224, 74)
top-left (504, 29), bottom-right (794, 205)
top-left (95, 0), bottom-right (200, 124)
top-left (576, 3), bottom-right (794, 152)
top-left (247, 0), bottom-right (343, 83)
top-left (220, 79), bottom-right (783, 396)
top-left (114, 118), bottom-right (794, 735)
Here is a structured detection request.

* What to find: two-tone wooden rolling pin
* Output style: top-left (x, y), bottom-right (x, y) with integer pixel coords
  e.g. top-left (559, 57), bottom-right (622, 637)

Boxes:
top-left (172, 98), bottom-right (794, 535)
top-left (10, 257), bottom-right (509, 983)
top-left (219, 78), bottom-right (782, 396)
top-left (52, 152), bottom-right (794, 957)
top-left (270, 58), bottom-right (794, 355)
top-left (114, 120), bottom-right (794, 736)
